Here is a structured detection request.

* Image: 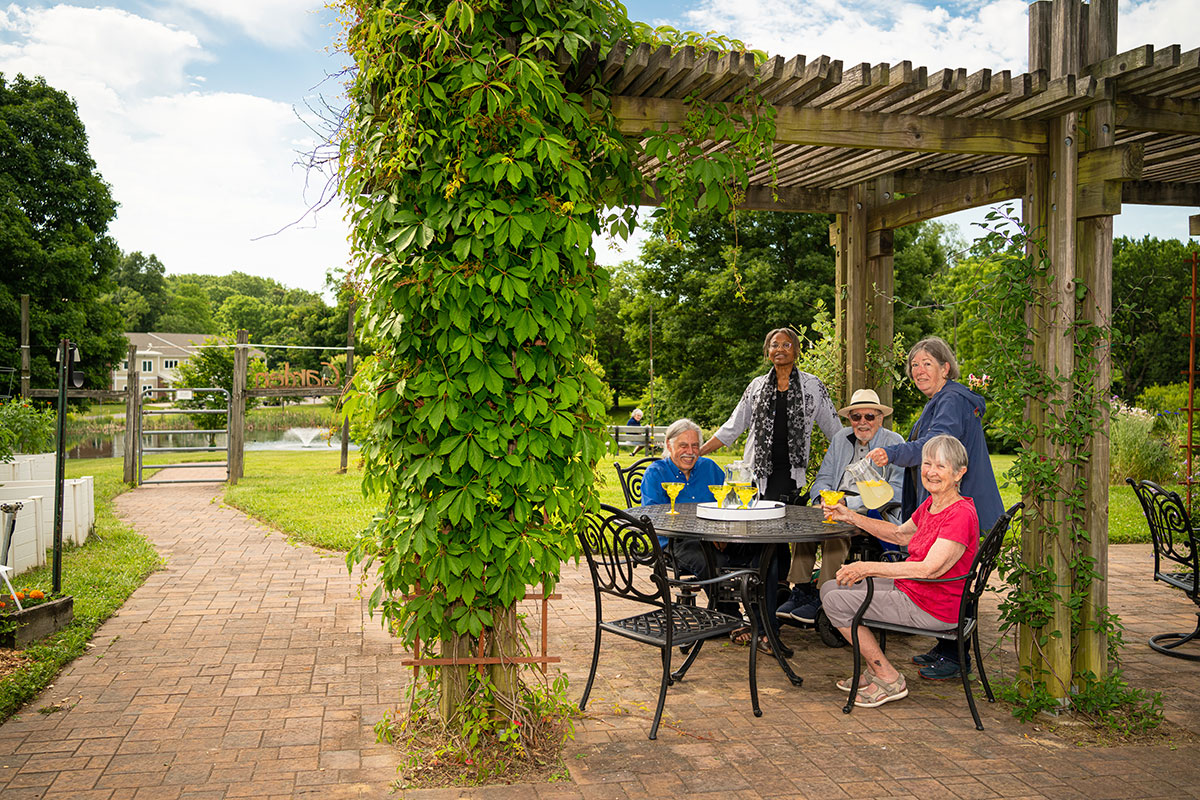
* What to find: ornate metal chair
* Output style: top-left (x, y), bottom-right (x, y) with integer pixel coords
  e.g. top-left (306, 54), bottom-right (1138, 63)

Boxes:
top-left (1127, 479), bottom-right (1200, 660)
top-left (576, 504), bottom-right (761, 739)
top-left (841, 502), bottom-right (1023, 730)
top-left (613, 457), bottom-right (659, 507)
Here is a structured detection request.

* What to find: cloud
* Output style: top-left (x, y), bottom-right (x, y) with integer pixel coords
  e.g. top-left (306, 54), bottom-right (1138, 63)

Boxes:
top-left (169, 0), bottom-right (323, 48)
top-left (675, 0), bottom-right (1029, 73)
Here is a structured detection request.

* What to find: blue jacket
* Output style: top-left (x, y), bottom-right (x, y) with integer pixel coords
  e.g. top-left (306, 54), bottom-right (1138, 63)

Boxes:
top-left (881, 380), bottom-right (1003, 534)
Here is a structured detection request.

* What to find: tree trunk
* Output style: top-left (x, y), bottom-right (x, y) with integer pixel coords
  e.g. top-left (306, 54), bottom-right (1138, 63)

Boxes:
top-left (439, 628), bottom-right (472, 723)
top-left (488, 604), bottom-right (521, 714)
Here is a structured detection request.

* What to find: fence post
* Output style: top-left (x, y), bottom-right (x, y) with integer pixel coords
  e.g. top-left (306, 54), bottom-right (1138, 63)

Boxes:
top-left (339, 298), bottom-right (356, 474)
top-left (123, 344), bottom-right (139, 484)
top-left (19, 294), bottom-right (30, 399)
top-left (229, 329), bottom-right (248, 483)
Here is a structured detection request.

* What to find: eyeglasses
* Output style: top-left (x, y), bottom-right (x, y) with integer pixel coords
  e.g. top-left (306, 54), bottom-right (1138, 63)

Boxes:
top-left (849, 412), bottom-right (878, 422)
top-left (768, 342), bottom-right (794, 350)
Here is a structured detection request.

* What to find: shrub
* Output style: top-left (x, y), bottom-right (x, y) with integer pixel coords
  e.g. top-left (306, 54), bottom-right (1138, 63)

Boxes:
top-left (1109, 401), bottom-right (1178, 484)
top-left (0, 399), bottom-right (57, 462)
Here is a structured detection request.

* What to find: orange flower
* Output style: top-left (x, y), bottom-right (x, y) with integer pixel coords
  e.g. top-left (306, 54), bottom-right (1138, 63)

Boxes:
top-left (29, 590), bottom-right (44, 600)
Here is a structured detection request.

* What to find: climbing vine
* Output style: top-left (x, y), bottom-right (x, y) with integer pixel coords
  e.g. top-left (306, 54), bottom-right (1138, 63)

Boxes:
top-left (333, 0), bottom-right (780, 758)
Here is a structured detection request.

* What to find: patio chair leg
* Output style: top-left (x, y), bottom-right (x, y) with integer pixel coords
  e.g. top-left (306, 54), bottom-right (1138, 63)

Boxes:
top-left (671, 639), bottom-right (704, 682)
top-left (579, 627), bottom-right (603, 711)
top-left (1149, 613), bottom-right (1200, 661)
top-left (974, 631), bottom-right (995, 703)
top-left (957, 637), bottom-right (983, 731)
top-left (748, 616), bottom-right (762, 717)
top-left (843, 621), bottom-right (863, 716)
top-left (649, 646), bottom-right (671, 740)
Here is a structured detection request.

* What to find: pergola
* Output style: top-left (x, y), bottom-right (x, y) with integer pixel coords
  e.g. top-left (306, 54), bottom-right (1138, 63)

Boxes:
top-left (586, 0), bottom-right (1200, 689)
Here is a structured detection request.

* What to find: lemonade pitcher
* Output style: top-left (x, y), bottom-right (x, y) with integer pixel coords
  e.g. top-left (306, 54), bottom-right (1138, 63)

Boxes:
top-left (725, 461), bottom-right (753, 508)
top-left (845, 457), bottom-right (894, 510)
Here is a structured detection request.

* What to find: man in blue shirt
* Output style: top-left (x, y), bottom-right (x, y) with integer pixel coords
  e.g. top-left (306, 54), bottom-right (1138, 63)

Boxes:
top-left (641, 418), bottom-right (725, 579)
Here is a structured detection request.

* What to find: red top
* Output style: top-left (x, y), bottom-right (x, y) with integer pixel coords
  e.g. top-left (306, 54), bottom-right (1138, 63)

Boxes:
top-left (895, 496), bottom-right (979, 623)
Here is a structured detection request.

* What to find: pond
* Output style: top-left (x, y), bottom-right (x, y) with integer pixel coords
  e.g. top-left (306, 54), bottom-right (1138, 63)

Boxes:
top-left (66, 427), bottom-right (356, 459)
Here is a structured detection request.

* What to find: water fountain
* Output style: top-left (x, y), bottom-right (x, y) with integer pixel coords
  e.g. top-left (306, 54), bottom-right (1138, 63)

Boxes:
top-left (286, 427), bottom-right (327, 447)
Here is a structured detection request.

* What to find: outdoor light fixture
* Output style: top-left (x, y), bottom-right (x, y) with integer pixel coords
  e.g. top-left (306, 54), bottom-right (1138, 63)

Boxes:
top-left (52, 339), bottom-right (82, 594)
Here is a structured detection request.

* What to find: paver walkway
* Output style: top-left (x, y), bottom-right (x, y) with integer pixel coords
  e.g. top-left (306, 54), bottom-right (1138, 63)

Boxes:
top-left (3, 468), bottom-right (1200, 799)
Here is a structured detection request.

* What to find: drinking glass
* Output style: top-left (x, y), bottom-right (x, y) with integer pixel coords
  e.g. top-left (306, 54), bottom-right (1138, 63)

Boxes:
top-left (663, 482), bottom-right (685, 515)
top-left (708, 483), bottom-right (731, 508)
top-left (734, 483), bottom-right (758, 509)
top-left (818, 489), bottom-right (845, 523)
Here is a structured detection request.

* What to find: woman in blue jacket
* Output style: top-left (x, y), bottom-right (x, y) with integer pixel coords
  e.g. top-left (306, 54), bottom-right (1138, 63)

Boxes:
top-left (867, 336), bottom-right (1003, 680)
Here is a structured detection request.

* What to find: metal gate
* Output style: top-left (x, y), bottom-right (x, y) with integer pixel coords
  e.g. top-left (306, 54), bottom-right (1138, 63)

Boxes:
top-left (138, 387), bottom-right (230, 485)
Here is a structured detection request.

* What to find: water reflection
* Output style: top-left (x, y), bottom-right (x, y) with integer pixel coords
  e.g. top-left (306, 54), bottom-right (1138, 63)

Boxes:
top-left (66, 427), bottom-right (355, 459)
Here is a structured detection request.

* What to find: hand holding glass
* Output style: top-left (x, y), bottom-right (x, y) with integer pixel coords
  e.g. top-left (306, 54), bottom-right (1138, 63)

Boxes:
top-left (819, 489), bottom-right (845, 523)
top-left (663, 482), bottom-right (685, 515)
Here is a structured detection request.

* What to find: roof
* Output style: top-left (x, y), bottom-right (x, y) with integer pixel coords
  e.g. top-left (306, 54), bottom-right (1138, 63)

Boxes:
top-left (123, 332), bottom-right (214, 358)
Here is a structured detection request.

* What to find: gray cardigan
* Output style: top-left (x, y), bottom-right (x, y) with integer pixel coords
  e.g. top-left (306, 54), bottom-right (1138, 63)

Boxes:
top-left (712, 370), bottom-right (841, 492)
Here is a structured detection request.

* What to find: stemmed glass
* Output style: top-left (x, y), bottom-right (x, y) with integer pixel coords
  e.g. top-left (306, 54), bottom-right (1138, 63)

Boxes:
top-left (663, 482), bottom-right (685, 515)
top-left (734, 483), bottom-right (758, 509)
top-left (708, 483), bottom-right (732, 508)
top-left (819, 489), bottom-right (845, 523)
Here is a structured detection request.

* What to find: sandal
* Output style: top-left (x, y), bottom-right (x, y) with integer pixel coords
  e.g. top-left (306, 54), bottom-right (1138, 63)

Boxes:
top-left (853, 672), bottom-right (908, 708)
top-left (756, 636), bottom-right (774, 656)
top-left (836, 668), bottom-right (877, 693)
top-left (730, 626), bottom-right (753, 646)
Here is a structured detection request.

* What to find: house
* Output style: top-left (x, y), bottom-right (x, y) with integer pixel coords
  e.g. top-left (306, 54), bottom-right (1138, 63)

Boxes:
top-left (110, 332), bottom-right (214, 394)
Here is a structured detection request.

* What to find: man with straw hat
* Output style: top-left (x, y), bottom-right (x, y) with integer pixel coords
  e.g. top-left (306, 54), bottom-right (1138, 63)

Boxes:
top-left (776, 389), bottom-right (906, 625)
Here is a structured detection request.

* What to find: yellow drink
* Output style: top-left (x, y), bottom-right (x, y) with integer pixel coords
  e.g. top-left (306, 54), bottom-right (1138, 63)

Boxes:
top-left (734, 484), bottom-right (757, 509)
top-left (855, 479), bottom-right (894, 510)
top-left (663, 482), bottom-right (685, 515)
top-left (708, 484), bottom-right (731, 508)
top-left (818, 489), bottom-right (845, 523)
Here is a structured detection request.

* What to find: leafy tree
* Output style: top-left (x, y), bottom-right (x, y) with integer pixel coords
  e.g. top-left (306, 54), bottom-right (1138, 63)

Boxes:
top-left (1111, 235), bottom-right (1195, 400)
top-left (591, 261), bottom-right (644, 409)
top-left (173, 337), bottom-right (265, 434)
top-left (109, 251), bottom-right (169, 330)
top-left (0, 73), bottom-right (126, 388)
top-left (156, 282), bottom-right (215, 334)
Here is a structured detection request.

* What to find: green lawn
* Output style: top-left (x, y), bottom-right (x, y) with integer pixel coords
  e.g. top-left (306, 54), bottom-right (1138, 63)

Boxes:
top-left (0, 458), bottom-right (161, 721)
top-left (223, 449), bottom-right (1154, 551)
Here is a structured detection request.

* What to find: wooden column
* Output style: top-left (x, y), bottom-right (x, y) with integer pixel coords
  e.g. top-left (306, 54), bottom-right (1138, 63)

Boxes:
top-left (123, 345), bottom-right (140, 484)
top-left (229, 329), bottom-right (248, 483)
top-left (865, 177), bottom-right (896, 412)
top-left (834, 185), bottom-right (869, 404)
top-left (1075, 0), bottom-right (1117, 683)
top-left (1190, 214), bottom-right (1199, 236)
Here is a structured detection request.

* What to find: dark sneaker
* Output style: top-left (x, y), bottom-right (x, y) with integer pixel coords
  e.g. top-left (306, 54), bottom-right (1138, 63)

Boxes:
top-left (789, 596), bottom-right (821, 624)
top-left (912, 651), bottom-right (940, 667)
top-left (776, 585), bottom-right (806, 619)
top-left (918, 656), bottom-right (971, 681)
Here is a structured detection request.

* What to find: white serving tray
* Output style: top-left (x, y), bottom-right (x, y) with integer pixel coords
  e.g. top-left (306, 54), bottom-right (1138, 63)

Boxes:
top-left (695, 500), bottom-right (786, 521)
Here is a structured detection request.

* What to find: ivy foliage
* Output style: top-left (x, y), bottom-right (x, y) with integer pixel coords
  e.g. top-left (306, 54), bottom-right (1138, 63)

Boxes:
top-left (336, 0), bottom-right (651, 654)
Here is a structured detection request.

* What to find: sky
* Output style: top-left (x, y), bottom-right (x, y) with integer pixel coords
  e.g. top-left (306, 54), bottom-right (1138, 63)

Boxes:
top-left (1, 0), bottom-right (1197, 298)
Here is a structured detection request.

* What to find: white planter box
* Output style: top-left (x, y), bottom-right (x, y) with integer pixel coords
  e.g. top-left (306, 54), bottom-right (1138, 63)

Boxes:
top-left (1, 501), bottom-right (43, 575)
top-left (0, 477), bottom-right (93, 548)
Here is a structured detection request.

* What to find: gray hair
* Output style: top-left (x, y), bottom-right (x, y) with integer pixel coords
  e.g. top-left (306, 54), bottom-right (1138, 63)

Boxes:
top-left (664, 418), bottom-right (702, 446)
top-left (922, 434), bottom-right (968, 476)
top-left (632, 407), bottom-right (643, 418)
top-left (907, 336), bottom-right (960, 382)
top-left (762, 327), bottom-right (802, 360)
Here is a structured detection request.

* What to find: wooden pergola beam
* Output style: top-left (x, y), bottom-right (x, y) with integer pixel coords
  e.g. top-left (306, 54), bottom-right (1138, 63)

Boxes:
top-left (613, 96), bottom-right (1048, 156)
top-left (1116, 95), bottom-right (1200, 135)
top-left (1123, 180), bottom-right (1200, 206)
top-left (868, 166), bottom-right (1026, 231)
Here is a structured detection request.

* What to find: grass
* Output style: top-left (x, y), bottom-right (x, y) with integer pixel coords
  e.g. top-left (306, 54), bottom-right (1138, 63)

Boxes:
top-left (0, 458), bottom-right (161, 721)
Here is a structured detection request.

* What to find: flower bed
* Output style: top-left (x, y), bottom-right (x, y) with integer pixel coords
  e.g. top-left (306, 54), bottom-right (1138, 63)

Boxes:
top-left (0, 594), bottom-right (74, 649)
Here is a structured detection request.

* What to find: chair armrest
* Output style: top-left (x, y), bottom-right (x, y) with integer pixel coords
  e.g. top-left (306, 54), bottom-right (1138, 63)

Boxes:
top-left (666, 568), bottom-right (757, 589)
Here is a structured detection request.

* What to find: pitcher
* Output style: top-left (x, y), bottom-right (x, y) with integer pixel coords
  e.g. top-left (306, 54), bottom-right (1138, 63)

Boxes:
top-left (844, 457), bottom-right (893, 510)
top-left (725, 460), bottom-right (754, 507)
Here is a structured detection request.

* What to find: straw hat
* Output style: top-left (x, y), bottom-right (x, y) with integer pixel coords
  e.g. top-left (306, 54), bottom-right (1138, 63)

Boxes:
top-left (838, 388), bottom-right (893, 418)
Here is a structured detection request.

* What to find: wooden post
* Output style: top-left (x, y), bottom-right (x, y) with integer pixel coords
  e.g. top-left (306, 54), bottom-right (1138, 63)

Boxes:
top-left (123, 344), bottom-right (139, 484)
top-left (834, 185), bottom-right (870, 403)
top-left (1190, 214), bottom-right (1199, 236)
top-left (229, 329), bottom-right (248, 483)
top-left (865, 177), bottom-right (896, 412)
top-left (339, 299), bottom-right (356, 474)
top-left (19, 294), bottom-right (30, 399)
top-left (1075, 0), bottom-right (1117, 683)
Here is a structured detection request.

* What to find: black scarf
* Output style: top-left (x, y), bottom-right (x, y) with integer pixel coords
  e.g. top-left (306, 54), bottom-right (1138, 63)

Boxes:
top-left (750, 366), bottom-right (807, 484)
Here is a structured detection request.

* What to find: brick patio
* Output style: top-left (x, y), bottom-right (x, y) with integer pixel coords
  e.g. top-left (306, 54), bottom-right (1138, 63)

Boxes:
top-left (1, 466), bottom-right (1199, 799)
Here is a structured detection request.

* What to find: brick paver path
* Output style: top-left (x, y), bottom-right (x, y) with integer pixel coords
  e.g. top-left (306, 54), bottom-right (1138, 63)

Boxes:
top-left (3, 469), bottom-right (1200, 799)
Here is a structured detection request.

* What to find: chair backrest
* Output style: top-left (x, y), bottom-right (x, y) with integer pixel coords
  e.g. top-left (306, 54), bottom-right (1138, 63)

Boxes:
top-left (957, 502), bottom-right (1024, 628)
top-left (613, 457), bottom-right (660, 507)
top-left (577, 504), bottom-right (670, 608)
top-left (1128, 479), bottom-right (1199, 591)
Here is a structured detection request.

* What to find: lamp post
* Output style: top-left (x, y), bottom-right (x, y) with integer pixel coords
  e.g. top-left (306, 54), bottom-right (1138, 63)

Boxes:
top-left (52, 339), bottom-right (82, 595)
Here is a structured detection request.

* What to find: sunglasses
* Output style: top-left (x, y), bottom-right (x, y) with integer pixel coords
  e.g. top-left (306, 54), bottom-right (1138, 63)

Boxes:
top-left (849, 412), bottom-right (878, 422)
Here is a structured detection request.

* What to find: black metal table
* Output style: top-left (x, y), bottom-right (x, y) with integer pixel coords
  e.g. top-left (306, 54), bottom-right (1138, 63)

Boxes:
top-left (631, 503), bottom-right (859, 686)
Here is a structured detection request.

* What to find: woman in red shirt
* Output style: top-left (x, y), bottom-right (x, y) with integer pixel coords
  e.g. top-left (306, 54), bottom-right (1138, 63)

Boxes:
top-left (820, 434), bottom-right (978, 708)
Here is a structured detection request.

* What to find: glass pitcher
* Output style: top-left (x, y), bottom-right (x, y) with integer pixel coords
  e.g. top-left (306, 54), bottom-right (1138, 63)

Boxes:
top-left (844, 457), bottom-right (894, 510)
top-left (725, 460), bottom-right (754, 507)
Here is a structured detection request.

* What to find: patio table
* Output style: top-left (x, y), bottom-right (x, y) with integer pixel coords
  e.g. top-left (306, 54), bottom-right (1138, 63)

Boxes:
top-left (630, 502), bottom-right (860, 687)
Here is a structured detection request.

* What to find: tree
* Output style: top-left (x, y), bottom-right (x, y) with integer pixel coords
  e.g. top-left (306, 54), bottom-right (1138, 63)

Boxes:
top-left (1111, 235), bottom-right (1194, 401)
top-left (591, 262), bottom-right (644, 409)
top-left (156, 282), bottom-right (215, 333)
top-left (110, 251), bottom-right (169, 330)
top-left (0, 73), bottom-right (126, 388)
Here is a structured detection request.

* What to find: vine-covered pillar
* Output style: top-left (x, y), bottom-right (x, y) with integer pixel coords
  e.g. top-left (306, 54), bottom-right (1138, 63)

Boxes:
top-left (833, 183), bottom-right (869, 406)
top-left (1074, 0), bottom-right (1118, 681)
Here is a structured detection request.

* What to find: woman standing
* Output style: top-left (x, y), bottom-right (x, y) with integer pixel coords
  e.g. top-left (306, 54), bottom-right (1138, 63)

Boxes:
top-left (699, 327), bottom-right (842, 646)
top-left (866, 336), bottom-right (1002, 680)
